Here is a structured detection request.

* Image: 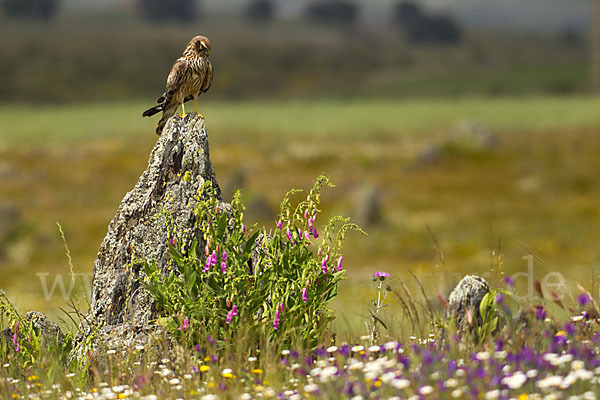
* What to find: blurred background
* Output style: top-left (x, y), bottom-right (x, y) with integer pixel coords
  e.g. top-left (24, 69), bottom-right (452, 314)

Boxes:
top-left (1, 0), bottom-right (599, 333)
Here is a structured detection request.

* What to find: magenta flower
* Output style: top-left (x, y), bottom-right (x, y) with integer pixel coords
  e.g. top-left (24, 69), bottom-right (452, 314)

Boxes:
top-left (302, 288), bottom-right (308, 303)
top-left (178, 317), bottom-right (190, 330)
top-left (304, 209), bottom-right (309, 219)
top-left (304, 230), bottom-right (310, 240)
top-left (12, 322), bottom-right (19, 345)
top-left (242, 223), bottom-right (246, 234)
top-left (286, 227), bottom-right (292, 241)
top-left (494, 293), bottom-right (504, 304)
top-left (204, 244), bottom-right (209, 256)
top-left (336, 256), bottom-right (343, 272)
top-left (277, 220), bottom-right (282, 230)
top-left (221, 261), bottom-right (227, 273)
top-left (226, 305), bottom-right (238, 324)
top-left (211, 250), bottom-right (217, 265)
top-left (15, 341), bottom-right (20, 353)
top-left (273, 309), bottom-right (281, 330)
top-left (280, 302), bottom-right (284, 312)
top-left (321, 258), bottom-right (328, 274)
top-left (373, 271), bottom-right (390, 278)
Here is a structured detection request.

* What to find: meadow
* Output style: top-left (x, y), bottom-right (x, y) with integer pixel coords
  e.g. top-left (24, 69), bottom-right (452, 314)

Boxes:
top-left (2, 96), bottom-right (600, 333)
top-left (1, 96), bottom-right (600, 399)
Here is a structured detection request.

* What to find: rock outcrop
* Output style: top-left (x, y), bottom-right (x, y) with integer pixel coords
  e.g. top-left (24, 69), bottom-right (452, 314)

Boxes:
top-left (74, 113), bottom-right (222, 356)
top-left (447, 275), bottom-right (490, 331)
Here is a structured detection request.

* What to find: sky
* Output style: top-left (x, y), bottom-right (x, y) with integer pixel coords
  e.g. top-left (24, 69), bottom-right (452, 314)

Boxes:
top-left (62, 0), bottom-right (590, 32)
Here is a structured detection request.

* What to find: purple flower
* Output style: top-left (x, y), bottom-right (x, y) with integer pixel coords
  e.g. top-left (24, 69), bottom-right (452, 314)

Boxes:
top-left (535, 306), bottom-right (547, 321)
top-left (15, 341), bottom-right (20, 353)
top-left (242, 224), bottom-right (246, 234)
top-left (222, 250), bottom-right (227, 262)
top-left (226, 305), bottom-right (238, 324)
top-left (578, 293), bottom-right (591, 306)
top-left (336, 256), bottom-right (343, 272)
top-left (302, 288), bottom-right (308, 303)
top-left (221, 261), bottom-right (227, 273)
top-left (280, 302), bottom-right (284, 312)
top-left (373, 271), bottom-right (390, 278)
top-left (503, 276), bottom-right (515, 287)
top-left (304, 209), bottom-right (309, 219)
top-left (12, 322), bottom-right (19, 345)
top-left (304, 230), bottom-right (310, 240)
top-left (321, 258), bottom-right (328, 274)
top-left (494, 293), bottom-right (504, 304)
top-left (211, 251), bottom-right (217, 265)
top-left (207, 335), bottom-right (216, 346)
top-left (273, 309), bottom-right (281, 330)
top-left (277, 220), bottom-right (282, 230)
top-left (286, 227), bottom-right (292, 241)
top-left (178, 317), bottom-right (189, 330)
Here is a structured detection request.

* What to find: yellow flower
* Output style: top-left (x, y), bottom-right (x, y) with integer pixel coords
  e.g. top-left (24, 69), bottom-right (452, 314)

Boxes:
top-left (204, 356), bottom-right (211, 362)
top-left (27, 375), bottom-right (39, 381)
top-left (251, 369), bottom-right (263, 374)
top-left (518, 395), bottom-right (528, 400)
top-left (254, 385), bottom-right (264, 392)
top-left (222, 372), bottom-right (235, 379)
top-left (200, 365), bottom-right (211, 372)
top-left (190, 390), bottom-right (198, 396)
top-left (374, 380), bottom-right (382, 388)
top-left (117, 394), bottom-right (127, 399)
top-left (11, 395), bottom-right (20, 399)
top-left (556, 331), bottom-right (566, 337)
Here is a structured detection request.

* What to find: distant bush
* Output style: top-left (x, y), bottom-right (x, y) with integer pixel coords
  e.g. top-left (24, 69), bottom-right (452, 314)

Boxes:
top-left (305, 0), bottom-right (359, 26)
top-left (1, 0), bottom-right (59, 20)
top-left (393, 1), bottom-right (462, 44)
top-left (244, 0), bottom-right (275, 24)
top-left (136, 0), bottom-right (199, 23)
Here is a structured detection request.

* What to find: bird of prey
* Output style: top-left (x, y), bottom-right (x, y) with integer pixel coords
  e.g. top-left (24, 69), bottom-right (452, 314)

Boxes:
top-left (142, 36), bottom-right (213, 135)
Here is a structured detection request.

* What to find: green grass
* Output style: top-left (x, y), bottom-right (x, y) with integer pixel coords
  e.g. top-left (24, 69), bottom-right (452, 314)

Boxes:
top-left (2, 96), bottom-right (600, 146)
top-left (2, 96), bottom-right (600, 332)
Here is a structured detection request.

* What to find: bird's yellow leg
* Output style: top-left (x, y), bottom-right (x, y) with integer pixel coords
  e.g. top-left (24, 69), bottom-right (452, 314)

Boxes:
top-left (194, 96), bottom-right (204, 119)
top-left (179, 101), bottom-right (187, 118)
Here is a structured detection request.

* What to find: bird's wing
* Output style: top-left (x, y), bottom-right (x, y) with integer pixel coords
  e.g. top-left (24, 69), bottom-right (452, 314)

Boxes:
top-left (200, 60), bottom-right (213, 94)
top-left (160, 58), bottom-right (189, 105)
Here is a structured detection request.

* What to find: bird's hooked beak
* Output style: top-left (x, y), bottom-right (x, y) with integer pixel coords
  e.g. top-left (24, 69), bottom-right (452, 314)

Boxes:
top-left (202, 43), bottom-right (210, 56)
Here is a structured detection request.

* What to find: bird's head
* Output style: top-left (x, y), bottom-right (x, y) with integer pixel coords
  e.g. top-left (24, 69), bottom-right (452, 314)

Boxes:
top-left (189, 36), bottom-right (211, 56)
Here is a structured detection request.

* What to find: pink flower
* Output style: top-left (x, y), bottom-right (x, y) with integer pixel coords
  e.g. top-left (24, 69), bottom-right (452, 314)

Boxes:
top-left (242, 224), bottom-right (246, 234)
top-left (273, 309), bottom-right (281, 330)
top-left (277, 220), bottom-right (282, 230)
top-left (286, 227), bottom-right (292, 241)
top-left (15, 341), bottom-right (20, 353)
top-left (12, 322), bottom-right (19, 345)
top-left (321, 258), bottom-right (328, 274)
top-left (178, 317), bottom-right (190, 330)
top-left (302, 288), bottom-right (308, 303)
top-left (336, 256), bottom-right (343, 272)
top-left (304, 230), bottom-right (310, 240)
top-left (221, 261), bottom-right (227, 273)
top-left (226, 305), bottom-right (238, 324)
top-left (373, 271), bottom-right (390, 278)
top-left (304, 209), bottom-right (309, 219)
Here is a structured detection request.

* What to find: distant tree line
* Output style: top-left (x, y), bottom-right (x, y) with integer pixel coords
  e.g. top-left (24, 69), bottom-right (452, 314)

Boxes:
top-left (0, 0), bottom-right (59, 20)
top-left (393, 1), bottom-right (462, 44)
top-left (0, 0), bottom-right (462, 46)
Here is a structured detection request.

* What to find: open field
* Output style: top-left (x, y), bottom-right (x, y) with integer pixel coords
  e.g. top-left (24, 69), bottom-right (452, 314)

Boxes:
top-left (1, 96), bottom-right (600, 333)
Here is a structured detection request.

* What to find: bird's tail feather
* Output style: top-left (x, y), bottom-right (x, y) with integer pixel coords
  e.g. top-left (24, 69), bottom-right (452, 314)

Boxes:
top-left (156, 103), bottom-right (179, 135)
top-left (142, 104), bottom-right (162, 117)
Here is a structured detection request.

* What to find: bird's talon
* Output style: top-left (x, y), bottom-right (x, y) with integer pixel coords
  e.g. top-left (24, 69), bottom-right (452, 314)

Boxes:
top-left (198, 113), bottom-right (204, 119)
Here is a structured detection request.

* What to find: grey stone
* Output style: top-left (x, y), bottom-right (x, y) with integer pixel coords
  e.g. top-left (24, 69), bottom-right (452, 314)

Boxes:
top-left (355, 186), bottom-right (383, 228)
top-left (24, 311), bottom-right (64, 348)
top-left (73, 113), bottom-right (223, 358)
top-left (447, 275), bottom-right (490, 330)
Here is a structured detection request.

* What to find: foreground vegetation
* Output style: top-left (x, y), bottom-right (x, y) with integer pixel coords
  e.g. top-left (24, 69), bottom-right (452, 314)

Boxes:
top-left (2, 173), bottom-right (600, 399)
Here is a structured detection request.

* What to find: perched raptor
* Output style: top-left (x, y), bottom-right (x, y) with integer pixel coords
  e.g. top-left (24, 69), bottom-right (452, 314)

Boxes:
top-left (142, 36), bottom-right (213, 135)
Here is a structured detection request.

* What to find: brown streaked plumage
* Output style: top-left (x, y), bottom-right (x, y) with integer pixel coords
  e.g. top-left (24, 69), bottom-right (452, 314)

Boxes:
top-left (143, 36), bottom-right (213, 135)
